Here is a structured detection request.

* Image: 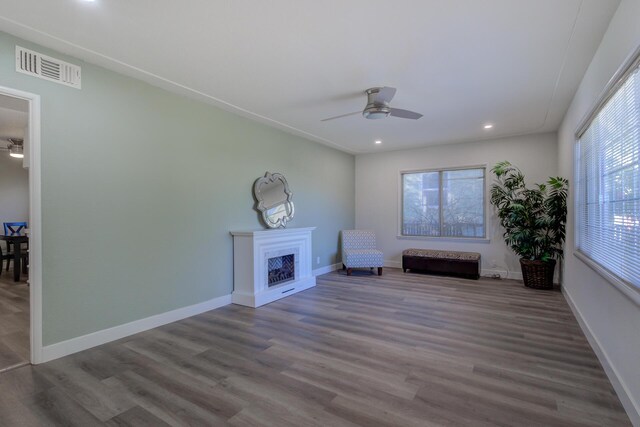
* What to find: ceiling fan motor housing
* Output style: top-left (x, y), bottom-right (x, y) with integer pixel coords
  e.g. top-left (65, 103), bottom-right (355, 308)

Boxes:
top-left (363, 87), bottom-right (391, 119)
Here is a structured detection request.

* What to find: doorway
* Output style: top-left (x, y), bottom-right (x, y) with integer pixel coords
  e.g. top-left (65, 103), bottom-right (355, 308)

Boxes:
top-left (0, 86), bottom-right (42, 369)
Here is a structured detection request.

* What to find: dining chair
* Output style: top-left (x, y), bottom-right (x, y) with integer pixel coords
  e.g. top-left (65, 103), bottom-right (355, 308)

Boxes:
top-left (0, 242), bottom-right (28, 276)
top-left (3, 222), bottom-right (27, 235)
top-left (0, 244), bottom-right (9, 276)
top-left (3, 222), bottom-right (28, 269)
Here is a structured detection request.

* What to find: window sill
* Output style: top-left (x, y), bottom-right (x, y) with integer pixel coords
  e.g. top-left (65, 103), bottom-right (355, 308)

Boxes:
top-left (573, 251), bottom-right (640, 307)
top-left (397, 235), bottom-right (490, 243)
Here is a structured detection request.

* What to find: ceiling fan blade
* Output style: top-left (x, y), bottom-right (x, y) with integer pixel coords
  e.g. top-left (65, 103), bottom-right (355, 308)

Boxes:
top-left (373, 86), bottom-right (397, 104)
top-left (321, 111), bottom-right (362, 122)
top-left (389, 108), bottom-right (423, 120)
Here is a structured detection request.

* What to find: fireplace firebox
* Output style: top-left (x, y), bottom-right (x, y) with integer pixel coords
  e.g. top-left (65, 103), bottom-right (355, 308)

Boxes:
top-left (268, 254), bottom-right (295, 287)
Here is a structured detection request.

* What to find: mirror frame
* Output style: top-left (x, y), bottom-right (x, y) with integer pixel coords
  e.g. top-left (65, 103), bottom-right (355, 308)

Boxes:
top-left (253, 171), bottom-right (295, 228)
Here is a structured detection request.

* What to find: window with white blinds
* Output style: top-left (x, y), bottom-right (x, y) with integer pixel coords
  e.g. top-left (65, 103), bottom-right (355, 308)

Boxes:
top-left (576, 60), bottom-right (640, 290)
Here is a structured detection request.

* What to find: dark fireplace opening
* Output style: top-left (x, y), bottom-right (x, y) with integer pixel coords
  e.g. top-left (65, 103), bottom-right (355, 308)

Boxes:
top-left (268, 254), bottom-right (295, 287)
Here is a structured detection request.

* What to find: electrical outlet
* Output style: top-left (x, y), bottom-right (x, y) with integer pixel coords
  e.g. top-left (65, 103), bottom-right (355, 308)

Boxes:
top-left (316, 256), bottom-right (320, 265)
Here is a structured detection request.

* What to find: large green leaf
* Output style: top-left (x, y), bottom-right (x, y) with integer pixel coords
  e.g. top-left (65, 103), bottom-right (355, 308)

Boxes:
top-left (490, 162), bottom-right (568, 261)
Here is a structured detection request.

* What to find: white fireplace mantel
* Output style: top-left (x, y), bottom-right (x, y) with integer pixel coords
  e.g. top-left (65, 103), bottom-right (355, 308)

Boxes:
top-left (230, 227), bottom-right (316, 308)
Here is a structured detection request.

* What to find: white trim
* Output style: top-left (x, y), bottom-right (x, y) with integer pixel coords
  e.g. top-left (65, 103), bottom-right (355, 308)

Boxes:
top-left (384, 259), bottom-right (402, 269)
top-left (232, 278), bottom-right (315, 308)
top-left (338, 260), bottom-right (413, 270)
top-left (0, 20), bottom-right (578, 156)
top-left (563, 288), bottom-right (640, 426)
top-left (481, 268), bottom-right (523, 281)
top-left (399, 164), bottom-right (488, 175)
top-left (230, 226), bottom-right (316, 237)
top-left (313, 263), bottom-right (341, 276)
top-left (41, 294), bottom-right (231, 363)
top-left (0, 17), bottom-right (357, 155)
top-left (0, 85), bottom-right (43, 364)
top-left (573, 251), bottom-right (640, 307)
top-left (575, 43), bottom-right (640, 139)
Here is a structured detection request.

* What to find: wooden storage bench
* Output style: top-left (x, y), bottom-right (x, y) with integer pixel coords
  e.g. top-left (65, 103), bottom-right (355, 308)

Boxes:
top-left (402, 249), bottom-right (480, 280)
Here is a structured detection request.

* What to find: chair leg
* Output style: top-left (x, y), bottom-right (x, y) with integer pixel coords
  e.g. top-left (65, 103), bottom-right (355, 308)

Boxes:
top-left (347, 268), bottom-right (352, 276)
top-left (342, 263), bottom-right (346, 270)
top-left (378, 267), bottom-right (383, 276)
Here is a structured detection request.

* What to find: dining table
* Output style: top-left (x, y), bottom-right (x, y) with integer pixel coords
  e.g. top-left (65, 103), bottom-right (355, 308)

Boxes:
top-left (0, 234), bottom-right (28, 282)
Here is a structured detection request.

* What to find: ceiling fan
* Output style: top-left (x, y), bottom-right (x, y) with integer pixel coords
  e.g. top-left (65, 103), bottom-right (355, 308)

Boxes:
top-left (322, 87), bottom-right (423, 122)
top-left (0, 137), bottom-right (25, 158)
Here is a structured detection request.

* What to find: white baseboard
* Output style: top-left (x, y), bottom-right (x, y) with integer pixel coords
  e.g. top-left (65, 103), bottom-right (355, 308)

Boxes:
top-left (40, 294), bottom-right (232, 363)
top-left (481, 268), bottom-right (523, 281)
top-left (313, 262), bottom-right (341, 276)
top-left (563, 288), bottom-right (640, 426)
top-left (232, 276), bottom-right (316, 308)
top-left (384, 260), bottom-right (402, 268)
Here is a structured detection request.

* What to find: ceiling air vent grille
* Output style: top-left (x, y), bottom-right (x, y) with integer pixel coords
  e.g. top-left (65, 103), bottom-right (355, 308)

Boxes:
top-left (15, 46), bottom-right (81, 89)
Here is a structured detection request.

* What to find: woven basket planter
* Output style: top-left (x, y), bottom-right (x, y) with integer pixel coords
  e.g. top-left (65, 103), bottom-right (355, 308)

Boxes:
top-left (520, 259), bottom-right (556, 290)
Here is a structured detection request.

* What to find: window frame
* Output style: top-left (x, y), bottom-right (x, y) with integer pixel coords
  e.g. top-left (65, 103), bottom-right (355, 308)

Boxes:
top-left (398, 165), bottom-right (488, 241)
top-left (574, 43), bottom-right (640, 306)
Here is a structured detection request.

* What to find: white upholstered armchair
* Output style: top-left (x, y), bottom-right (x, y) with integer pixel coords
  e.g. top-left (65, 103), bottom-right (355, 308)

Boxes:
top-left (341, 229), bottom-right (384, 276)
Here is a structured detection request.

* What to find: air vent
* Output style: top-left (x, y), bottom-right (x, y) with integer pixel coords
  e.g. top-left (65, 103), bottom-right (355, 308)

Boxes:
top-left (15, 46), bottom-right (81, 89)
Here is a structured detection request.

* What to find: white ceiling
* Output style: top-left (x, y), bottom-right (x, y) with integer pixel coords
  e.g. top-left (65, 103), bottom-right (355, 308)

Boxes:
top-left (0, 0), bottom-right (620, 153)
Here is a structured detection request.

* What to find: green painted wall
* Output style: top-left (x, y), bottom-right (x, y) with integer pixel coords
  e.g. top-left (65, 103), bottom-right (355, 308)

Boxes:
top-left (0, 32), bottom-right (355, 345)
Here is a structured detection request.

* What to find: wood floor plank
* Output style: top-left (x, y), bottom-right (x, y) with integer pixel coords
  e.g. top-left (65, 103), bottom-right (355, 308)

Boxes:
top-left (24, 387), bottom-right (105, 426)
top-left (0, 268), bottom-right (632, 426)
top-left (37, 357), bottom-right (137, 421)
top-left (105, 370), bottom-right (232, 426)
top-left (105, 405), bottom-right (173, 427)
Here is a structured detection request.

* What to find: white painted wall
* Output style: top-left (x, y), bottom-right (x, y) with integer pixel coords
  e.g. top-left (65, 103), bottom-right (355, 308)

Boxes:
top-left (0, 152), bottom-right (29, 236)
top-left (558, 0), bottom-right (640, 423)
top-left (355, 132), bottom-right (558, 279)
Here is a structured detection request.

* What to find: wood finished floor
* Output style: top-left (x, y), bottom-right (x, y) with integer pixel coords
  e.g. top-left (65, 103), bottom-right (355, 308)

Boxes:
top-left (0, 268), bottom-right (631, 426)
top-left (0, 267), bottom-right (29, 372)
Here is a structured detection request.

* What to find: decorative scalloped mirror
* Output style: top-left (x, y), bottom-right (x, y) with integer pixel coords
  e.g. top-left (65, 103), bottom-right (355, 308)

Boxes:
top-left (253, 172), bottom-right (295, 228)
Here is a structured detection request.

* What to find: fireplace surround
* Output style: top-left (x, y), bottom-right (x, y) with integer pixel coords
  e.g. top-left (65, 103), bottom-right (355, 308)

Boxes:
top-left (230, 227), bottom-right (316, 307)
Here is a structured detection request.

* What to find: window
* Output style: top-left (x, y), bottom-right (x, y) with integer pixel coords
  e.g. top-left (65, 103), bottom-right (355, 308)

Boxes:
top-left (576, 55), bottom-right (640, 290)
top-left (401, 167), bottom-right (485, 238)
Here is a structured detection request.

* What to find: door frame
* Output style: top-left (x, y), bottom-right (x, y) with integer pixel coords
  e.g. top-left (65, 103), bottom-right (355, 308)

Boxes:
top-left (0, 85), bottom-right (43, 364)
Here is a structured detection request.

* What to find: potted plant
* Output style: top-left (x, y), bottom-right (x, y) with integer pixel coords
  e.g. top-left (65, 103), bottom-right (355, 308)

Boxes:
top-left (490, 161), bottom-right (568, 289)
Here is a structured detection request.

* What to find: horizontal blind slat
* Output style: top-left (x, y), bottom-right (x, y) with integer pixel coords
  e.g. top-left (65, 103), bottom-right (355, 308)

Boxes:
top-left (576, 66), bottom-right (640, 289)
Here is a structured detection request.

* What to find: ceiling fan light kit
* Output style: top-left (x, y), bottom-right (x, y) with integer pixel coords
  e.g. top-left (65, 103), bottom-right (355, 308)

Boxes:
top-left (363, 106), bottom-right (390, 120)
top-left (322, 86), bottom-right (423, 122)
top-left (5, 138), bottom-right (25, 159)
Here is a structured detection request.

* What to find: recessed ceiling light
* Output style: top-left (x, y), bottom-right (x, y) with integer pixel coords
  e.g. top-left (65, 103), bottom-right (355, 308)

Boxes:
top-left (483, 124), bottom-right (494, 129)
top-left (375, 140), bottom-right (382, 144)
